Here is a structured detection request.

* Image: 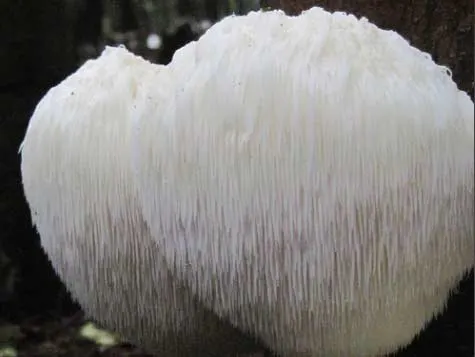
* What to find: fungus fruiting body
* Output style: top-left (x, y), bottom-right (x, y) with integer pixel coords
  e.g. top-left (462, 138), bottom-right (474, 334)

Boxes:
top-left (20, 46), bottom-right (263, 356)
top-left (132, 7), bottom-right (475, 357)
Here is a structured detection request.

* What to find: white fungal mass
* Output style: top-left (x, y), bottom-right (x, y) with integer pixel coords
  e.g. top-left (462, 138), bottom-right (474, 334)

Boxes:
top-left (133, 7), bottom-right (474, 357)
top-left (20, 6), bottom-right (474, 357)
top-left (19, 47), bottom-right (264, 356)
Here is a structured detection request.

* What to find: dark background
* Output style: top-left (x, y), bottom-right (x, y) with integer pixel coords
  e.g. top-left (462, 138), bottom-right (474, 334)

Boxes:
top-left (0, 0), bottom-right (473, 356)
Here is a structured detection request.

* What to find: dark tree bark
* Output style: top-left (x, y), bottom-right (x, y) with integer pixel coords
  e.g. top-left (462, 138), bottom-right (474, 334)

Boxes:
top-left (260, 0), bottom-right (474, 97)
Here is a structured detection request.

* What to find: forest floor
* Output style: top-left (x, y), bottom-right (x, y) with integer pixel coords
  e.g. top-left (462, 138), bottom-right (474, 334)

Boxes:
top-left (0, 312), bottom-right (271, 357)
top-left (0, 312), bottom-right (154, 357)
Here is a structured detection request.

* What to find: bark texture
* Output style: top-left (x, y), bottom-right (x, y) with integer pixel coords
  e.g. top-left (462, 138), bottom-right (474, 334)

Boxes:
top-left (260, 0), bottom-right (474, 97)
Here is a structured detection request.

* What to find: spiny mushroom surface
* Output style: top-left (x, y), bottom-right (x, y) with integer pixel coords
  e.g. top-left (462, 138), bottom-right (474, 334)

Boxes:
top-left (20, 46), bottom-right (265, 357)
top-left (132, 7), bottom-right (474, 357)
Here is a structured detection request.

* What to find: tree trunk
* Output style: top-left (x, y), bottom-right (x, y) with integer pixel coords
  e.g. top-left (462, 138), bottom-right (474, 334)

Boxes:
top-left (260, 0), bottom-right (474, 97)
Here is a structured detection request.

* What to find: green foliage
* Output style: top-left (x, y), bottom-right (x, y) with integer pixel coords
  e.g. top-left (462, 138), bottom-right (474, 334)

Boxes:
top-left (0, 346), bottom-right (17, 357)
top-left (0, 324), bottom-right (22, 357)
top-left (79, 322), bottom-right (119, 351)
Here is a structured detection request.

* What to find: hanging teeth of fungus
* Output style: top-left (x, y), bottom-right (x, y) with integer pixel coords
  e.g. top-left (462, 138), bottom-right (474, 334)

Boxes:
top-left (132, 7), bottom-right (474, 357)
top-left (20, 46), bottom-right (265, 356)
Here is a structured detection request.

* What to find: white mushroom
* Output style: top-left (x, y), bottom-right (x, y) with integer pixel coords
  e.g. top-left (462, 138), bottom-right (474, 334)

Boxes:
top-left (132, 8), bottom-right (474, 357)
top-left (20, 46), bottom-right (264, 357)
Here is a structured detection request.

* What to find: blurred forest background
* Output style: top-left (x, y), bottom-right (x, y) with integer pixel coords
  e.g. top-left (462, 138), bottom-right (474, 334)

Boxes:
top-left (0, 0), bottom-right (473, 356)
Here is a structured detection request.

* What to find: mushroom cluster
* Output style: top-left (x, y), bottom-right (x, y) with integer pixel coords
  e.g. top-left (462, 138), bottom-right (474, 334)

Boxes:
top-left (20, 7), bottom-right (474, 357)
